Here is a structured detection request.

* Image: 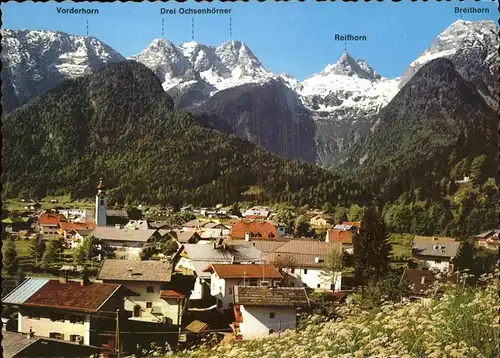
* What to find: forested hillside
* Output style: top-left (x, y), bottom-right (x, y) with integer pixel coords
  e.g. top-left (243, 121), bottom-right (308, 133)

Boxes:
top-left (343, 58), bottom-right (498, 237)
top-left (2, 61), bottom-right (366, 208)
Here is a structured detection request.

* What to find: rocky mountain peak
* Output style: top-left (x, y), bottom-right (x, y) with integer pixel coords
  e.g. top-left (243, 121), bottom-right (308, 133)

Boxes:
top-left (320, 50), bottom-right (379, 80)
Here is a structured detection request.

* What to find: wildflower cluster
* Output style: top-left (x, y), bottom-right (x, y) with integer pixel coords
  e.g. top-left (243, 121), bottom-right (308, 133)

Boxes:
top-left (173, 271), bottom-right (499, 358)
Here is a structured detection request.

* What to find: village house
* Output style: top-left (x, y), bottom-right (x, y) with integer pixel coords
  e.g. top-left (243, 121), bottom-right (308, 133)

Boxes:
top-left (58, 222), bottom-right (96, 249)
top-left (2, 331), bottom-right (105, 358)
top-left (198, 222), bottom-right (230, 239)
top-left (124, 220), bottom-right (150, 230)
top-left (473, 230), bottom-right (500, 250)
top-left (97, 259), bottom-right (185, 326)
top-left (57, 209), bottom-right (92, 223)
top-left (242, 207), bottom-right (271, 218)
top-left (1, 277), bottom-right (135, 347)
top-left (401, 268), bottom-right (460, 305)
top-left (175, 242), bottom-right (265, 303)
top-left (1, 216), bottom-right (32, 234)
top-left (309, 215), bottom-right (334, 228)
top-left (169, 230), bottom-right (201, 244)
top-left (267, 240), bottom-right (344, 291)
top-left (203, 264), bottom-right (282, 310)
top-left (38, 212), bottom-right (67, 235)
top-left (182, 219), bottom-right (210, 232)
top-left (89, 226), bottom-right (161, 260)
top-left (232, 286), bottom-right (310, 340)
top-left (326, 229), bottom-right (354, 253)
top-left (229, 220), bottom-right (279, 240)
top-left (411, 238), bottom-right (460, 273)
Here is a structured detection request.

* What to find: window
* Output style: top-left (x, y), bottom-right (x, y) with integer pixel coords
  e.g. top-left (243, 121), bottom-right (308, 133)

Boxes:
top-left (146, 302), bottom-right (153, 308)
top-left (70, 335), bottom-right (83, 343)
top-left (133, 305), bottom-right (142, 318)
top-left (49, 332), bottom-right (64, 340)
top-left (269, 312), bottom-right (275, 319)
top-left (317, 284), bottom-right (321, 289)
top-left (304, 269), bottom-right (308, 274)
top-left (228, 287), bottom-right (233, 295)
top-left (269, 329), bottom-right (274, 334)
top-left (146, 286), bottom-right (154, 293)
top-left (291, 268), bottom-right (295, 274)
top-left (421, 276), bottom-right (426, 284)
top-left (100, 198), bottom-right (104, 206)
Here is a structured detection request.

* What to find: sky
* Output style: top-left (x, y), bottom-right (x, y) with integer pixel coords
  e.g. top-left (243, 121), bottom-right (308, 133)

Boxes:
top-left (3, 1), bottom-right (498, 80)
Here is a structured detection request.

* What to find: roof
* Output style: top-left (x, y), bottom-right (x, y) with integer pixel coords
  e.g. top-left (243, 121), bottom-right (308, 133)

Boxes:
top-left (233, 286), bottom-right (310, 307)
top-left (412, 241), bottom-right (460, 258)
top-left (170, 230), bottom-right (200, 243)
top-left (333, 224), bottom-right (354, 231)
top-left (185, 320), bottom-right (209, 333)
top-left (38, 212), bottom-right (66, 225)
top-left (125, 220), bottom-right (150, 229)
top-left (182, 243), bottom-right (265, 278)
top-left (412, 236), bottom-right (456, 243)
top-left (203, 264), bottom-right (282, 279)
top-left (327, 230), bottom-right (353, 245)
top-left (148, 221), bottom-right (173, 229)
top-left (59, 221), bottom-right (96, 231)
top-left (229, 220), bottom-right (278, 240)
top-left (21, 280), bottom-right (122, 312)
top-left (2, 331), bottom-right (40, 358)
top-left (97, 259), bottom-right (173, 282)
top-left (342, 221), bottom-right (361, 229)
top-left (2, 278), bottom-right (50, 305)
top-left (71, 229), bottom-right (94, 236)
top-left (159, 290), bottom-right (185, 300)
top-left (474, 231), bottom-right (497, 239)
top-left (275, 240), bottom-right (342, 256)
top-left (182, 219), bottom-right (209, 228)
top-left (89, 227), bottom-right (158, 242)
top-left (229, 239), bottom-right (289, 253)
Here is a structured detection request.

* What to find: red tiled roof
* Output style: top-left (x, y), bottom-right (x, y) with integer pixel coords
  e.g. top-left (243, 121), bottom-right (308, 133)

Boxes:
top-left (229, 221), bottom-right (278, 240)
top-left (23, 280), bottom-right (121, 312)
top-left (39, 213), bottom-right (67, 225)
top-left (203, 264), bottom-right (282, 279)
top-left (342, 221), bottom-right (361, 229)
top-left (327, 230), bottom-right (353, 244)
top-left (59, 222), bottom-right (96, 231)
top-left (159, 290), bottom-right (185, 300)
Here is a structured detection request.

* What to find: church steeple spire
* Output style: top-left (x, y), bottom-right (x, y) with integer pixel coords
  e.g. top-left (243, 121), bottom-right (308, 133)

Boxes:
top-left (96, 177), bottom-right (107, 227)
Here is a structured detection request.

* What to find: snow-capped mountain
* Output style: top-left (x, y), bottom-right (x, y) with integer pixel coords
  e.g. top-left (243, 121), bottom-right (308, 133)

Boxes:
top-left (298, 51), bottom-right (399, 119)
top-left (400, 20), bottom-right (499, 108)
top-left (133, 39), bottom-right (272, 97)
top-left (1, 29), bottom-right (125, 113)
top-left (2, 19), bottom-right (497, 167)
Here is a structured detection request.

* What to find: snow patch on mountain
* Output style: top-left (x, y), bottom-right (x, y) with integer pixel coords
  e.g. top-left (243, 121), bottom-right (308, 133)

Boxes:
top-left (298, 51), bottom-right (400, 119)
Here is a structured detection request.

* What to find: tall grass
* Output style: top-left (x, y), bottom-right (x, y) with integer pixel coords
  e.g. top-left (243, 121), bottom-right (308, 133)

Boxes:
top-left (172, 270), bottom-right (499, 358)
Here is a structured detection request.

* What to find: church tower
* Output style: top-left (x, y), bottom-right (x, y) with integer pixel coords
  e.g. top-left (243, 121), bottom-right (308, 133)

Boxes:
top-left (95, 178), bottom-right (107, 227)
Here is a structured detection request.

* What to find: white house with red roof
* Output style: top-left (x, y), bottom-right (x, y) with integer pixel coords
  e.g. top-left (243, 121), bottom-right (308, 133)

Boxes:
top-left (38, 212), bottom-right (67, 235)
top-left (203, 264), bottom-right (282, 310)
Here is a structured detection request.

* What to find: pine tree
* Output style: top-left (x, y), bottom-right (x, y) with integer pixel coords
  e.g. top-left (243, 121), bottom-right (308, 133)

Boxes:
top-left (2, 236), bottom-right (19, 277)
top-left (453, 239), bottom-right (475, 273)
top-left (29, 236), bottom-right (46, 265)
top-left (353, 207), bottom-right (392, 287)
top-left (41, 241), bottom-right (58, 272)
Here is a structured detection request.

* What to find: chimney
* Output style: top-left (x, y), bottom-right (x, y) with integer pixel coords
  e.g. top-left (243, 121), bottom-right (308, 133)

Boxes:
top-left (27, 328), bottom-right (35, 339)
top-left (81, 268), bottom-right (90, 286)
top-left (59, 270), bottom-right (69, 284)
top-left (245, 232), bottom-right (251, 242)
